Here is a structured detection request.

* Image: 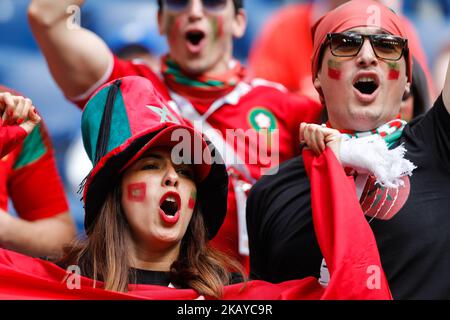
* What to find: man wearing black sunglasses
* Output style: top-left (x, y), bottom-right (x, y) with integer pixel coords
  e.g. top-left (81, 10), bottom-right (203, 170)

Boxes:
top-left (247, 0), bottom-right (450, 299)
top-left (249, 0), bottom-right (435, 123)
top-left (28, 0), bottom-right (322, 269)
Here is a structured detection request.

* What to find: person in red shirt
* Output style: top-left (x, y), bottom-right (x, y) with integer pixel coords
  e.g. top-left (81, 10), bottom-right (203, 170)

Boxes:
top-left (248, 0), bottom-right (436, 121)
top-left (28, 0), bottom-right (322, 268)
top-left (0, 86), bottom-right (76, 259)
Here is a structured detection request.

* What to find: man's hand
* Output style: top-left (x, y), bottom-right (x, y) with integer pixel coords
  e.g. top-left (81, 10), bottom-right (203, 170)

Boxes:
top-left (28, 0), bottom-right (86, 27)
top-left (299, 122), bottom-right (342, 161)
top-left (0, 93), bottom-right (41, 133)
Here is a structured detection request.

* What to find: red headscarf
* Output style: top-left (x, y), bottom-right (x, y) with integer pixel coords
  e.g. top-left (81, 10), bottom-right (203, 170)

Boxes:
top-left (311, 0), bottom-right (412, 83)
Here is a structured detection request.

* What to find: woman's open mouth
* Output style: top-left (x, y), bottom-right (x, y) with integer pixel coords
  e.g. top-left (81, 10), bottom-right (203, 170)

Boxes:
top-left (159, 192), bottom-right (181, 225)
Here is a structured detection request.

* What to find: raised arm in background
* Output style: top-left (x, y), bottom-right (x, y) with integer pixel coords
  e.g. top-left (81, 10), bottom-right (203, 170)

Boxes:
top-left (28, 0), bottom-right (112, 99)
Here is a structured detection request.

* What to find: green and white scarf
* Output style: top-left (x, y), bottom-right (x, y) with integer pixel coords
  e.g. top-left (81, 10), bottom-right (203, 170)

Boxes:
top-left (331, 119), bottom-right (416, 188)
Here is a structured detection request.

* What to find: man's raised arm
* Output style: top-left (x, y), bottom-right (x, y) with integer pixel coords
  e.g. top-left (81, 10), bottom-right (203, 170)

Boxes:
top-left (28, 0), bottom-right (112, 99)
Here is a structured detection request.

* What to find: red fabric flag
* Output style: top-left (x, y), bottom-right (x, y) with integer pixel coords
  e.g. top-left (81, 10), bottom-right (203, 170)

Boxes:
top-left (0, 125), bottom-right (27, 158)
top-left (303, 148), bottom-right (392, 299)
top-left (0, 148), bottom-right (391, 300)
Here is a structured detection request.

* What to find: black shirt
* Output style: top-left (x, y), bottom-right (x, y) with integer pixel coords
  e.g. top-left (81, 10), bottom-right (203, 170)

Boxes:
top-left (132, 269), bottom-right (172, 287)
top-left (247, 95), bottom-right (450, 299)
top-left (131, 269), bottom-right (244, 287)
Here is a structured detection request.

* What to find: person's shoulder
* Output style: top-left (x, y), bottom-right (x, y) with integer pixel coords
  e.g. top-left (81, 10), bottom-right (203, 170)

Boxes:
top-left (247, 78), bottom-right (288, 94)
top-left (238, 79), bottom-right (289, 107)
top-left (405, 94), bottom-right (448, 131)
top-left (128, 58), bottom-right (158, 72)
top-left (285, 92), bottom-right (322, 111)
top-left (245, 79), bottom-right (319, 106)
top-left (249, 82), bottom-right (321, 110)
top-left (113, 55), bottom-right (161, 79)
top-left (249, 156), bottom-right (305, 199)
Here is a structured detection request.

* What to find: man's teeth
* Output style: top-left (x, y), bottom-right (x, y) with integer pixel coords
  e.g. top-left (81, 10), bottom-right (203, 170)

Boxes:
top-left (357, 77), bottom-right (376, 83)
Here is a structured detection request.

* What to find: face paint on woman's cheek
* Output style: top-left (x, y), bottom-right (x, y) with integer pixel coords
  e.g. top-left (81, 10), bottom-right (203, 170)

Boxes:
top-left (211, 16), bottom-right (224, 41)
top-left (127, 183), bottom-right (147, 202)
top-left (327, 59), bottom-right (342, 80)
top-left (388, 62), bottom-right (400, 80)
top-left (188, 191), bottom-right (197, 210)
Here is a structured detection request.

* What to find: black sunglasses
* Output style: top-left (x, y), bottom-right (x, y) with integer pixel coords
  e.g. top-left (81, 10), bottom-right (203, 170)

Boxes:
top-left (163, 0), bottom-right (228, 12)
top-left (326, 32), bottom-right (408, 61)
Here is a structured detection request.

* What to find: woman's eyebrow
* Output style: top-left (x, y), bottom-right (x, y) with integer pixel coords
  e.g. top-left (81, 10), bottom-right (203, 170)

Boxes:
top-left (141, 153), bottom-right (164, 161)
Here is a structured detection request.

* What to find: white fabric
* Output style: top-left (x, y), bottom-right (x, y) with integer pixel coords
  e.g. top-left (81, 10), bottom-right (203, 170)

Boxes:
top-left (340, 135), bottom-right (416, 188)
top-left (318, 259), bottom-right (330, 287)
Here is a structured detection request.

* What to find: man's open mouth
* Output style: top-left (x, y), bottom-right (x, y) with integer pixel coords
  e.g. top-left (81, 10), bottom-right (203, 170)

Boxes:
top-left (353, 76), bottom-right (379, 95)
top-left (186, 30), bottom-right (205, 46)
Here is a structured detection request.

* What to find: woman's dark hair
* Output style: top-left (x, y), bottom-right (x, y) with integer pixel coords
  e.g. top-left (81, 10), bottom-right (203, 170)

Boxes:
top-left (157, 0), bottom-right (243, 14)
top-left (59, 178), bottom-right (245, 298)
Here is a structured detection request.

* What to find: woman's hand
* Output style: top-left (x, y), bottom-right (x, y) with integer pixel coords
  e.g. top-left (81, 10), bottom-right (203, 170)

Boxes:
top-left (0, 92), bottom-right (41, 133)
top-left (299, 123), bottom-right (342, 161)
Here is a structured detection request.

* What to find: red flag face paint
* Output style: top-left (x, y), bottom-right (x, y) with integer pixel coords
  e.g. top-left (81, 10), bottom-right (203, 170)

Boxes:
top-left (211, 16), bottom-right (224, 41)
top-left (127, 183), bottom-right (146, 202)
top-left (166, 15), bottom-right (182, 41)
top-left (188, 191), bottom-right (197, 210)
top-left (328, 59), bottom-right (342, 80)
top-left (387, 62), bottom-right (400, 80)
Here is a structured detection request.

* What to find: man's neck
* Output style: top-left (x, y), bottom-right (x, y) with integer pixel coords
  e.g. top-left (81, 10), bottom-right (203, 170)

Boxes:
top-left (170, 56), bottom-right (237, 78)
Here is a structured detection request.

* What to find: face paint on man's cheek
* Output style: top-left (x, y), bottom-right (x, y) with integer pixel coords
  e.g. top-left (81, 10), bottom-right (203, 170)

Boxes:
top-left (388, 62), bottom-right (400, 80)
top-left (127, 183), bottom-right (147, 202)
top-left (328, 59), bottom-right (342, 80)
top-left (188, 191), bottom-right (197, 210)
top-left (165, 15), bottom-right (182, 39)
top-left (211, 16), bottom-right (224, 41)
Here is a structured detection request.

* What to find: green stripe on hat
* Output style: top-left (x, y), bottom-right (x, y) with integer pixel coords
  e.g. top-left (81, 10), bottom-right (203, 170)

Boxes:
top-left (82, 87), bottom-right (108, 162)
top-left (14, 124), bottom-right (47, 170)
top-left (82, 87), bottom-right (132, 165)
top-left (107, 90), bottom-right (132, 154)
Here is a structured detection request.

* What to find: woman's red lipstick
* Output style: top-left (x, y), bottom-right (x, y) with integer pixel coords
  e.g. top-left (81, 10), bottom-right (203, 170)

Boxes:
top-left (159, 191), bottom-right (181, 225)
